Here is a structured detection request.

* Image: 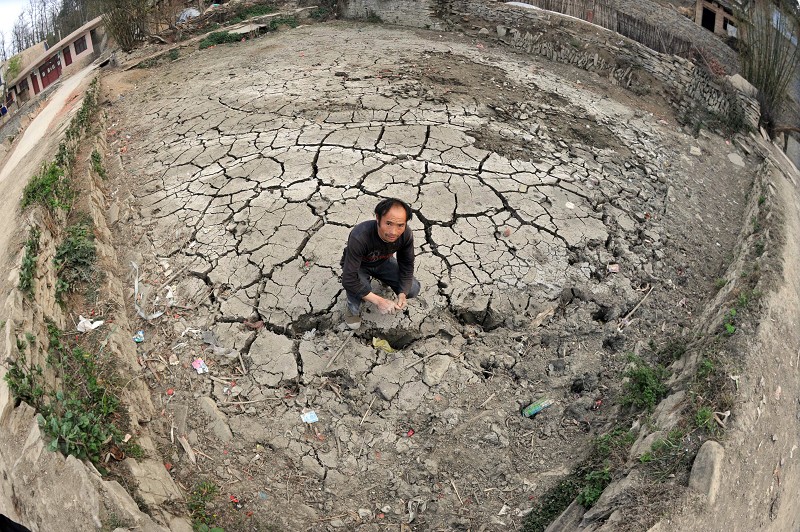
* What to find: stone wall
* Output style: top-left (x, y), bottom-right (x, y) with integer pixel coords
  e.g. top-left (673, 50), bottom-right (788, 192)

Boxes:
top-left (0, 80), bottom-right (189, 532)
top-left (339, 0), bottom-right (442, 28)
top-left (444, 0), bottom-right (759, 130)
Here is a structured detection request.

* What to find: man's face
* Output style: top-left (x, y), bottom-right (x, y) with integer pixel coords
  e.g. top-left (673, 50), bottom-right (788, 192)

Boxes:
top-left (376, 204), bottom-right (408, 243)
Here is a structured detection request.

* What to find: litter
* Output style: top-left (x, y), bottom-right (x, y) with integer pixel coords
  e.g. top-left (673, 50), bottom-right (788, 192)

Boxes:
top-left (133, 330), bottom-right (145, 343)
top-left (373, 337), bottom-right (395, 353)
top-left (607, 263), bottom-right (620, 273)
top-left (192, 358), bottom-right (209, 374)
top-left (258, 491), bottom-right (268, 500)
top-left (168, 354), bottom-right (180, 365)
top-left (76, 315), bottom-right (104, 332)
top-left (301, 411), bottom-right (319, 423)
top-left (522, 398), bottom-right (554, 418)
top-left (131, 262), bottom-right (166, 321)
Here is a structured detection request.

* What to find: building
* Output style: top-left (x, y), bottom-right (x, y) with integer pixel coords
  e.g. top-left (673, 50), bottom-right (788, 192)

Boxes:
top-left (4, 17), bottom-right (105, 106)
top-left (694, 0), bottom-right (742, 38)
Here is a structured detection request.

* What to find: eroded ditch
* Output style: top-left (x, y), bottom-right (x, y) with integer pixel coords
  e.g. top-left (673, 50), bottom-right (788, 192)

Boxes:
top-left (104, 22), bottom-right (759, 530)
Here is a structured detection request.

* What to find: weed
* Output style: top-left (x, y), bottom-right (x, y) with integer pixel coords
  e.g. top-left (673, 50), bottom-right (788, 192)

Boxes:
top-left (696, 358), bottom-right (715, 380)
top-left (21, 77), bottom-right (98, 213)
top-left (91, 149), bottom-right (107, 179)
top-left (21, 161), bottom-right (73, 212)
top-left (751, 215), bottom-right (761, 233)
top-left (577, 468), bottom-right (611, 507)
top-left (310, 6), bottom-right (331, 20)
top-left (137, 58), bottom-right (159, 69)
top-left (18, 227), bottom-right (41, 298)
top-left (123, 442), bottom-right (146, 459)
top-left (103, 513), bottom-right (132, 531)
top-left (714, 278), bottom-right (727, 289)
top-left (36, 324), bottom-right (121, 462)
top-left (695, 406), bottom-right (715, 430)
top-left (758, 194), bottom-right (766, 205)
top-left (3, 351), bottom-right (45, 406)
top-left (754, 240), bottom-right (765, 256)
top-left (231, 3), bottom-right (276, 22)
top-left (722, 309), bottom-right (737, 335)
top-left (199, 31), bottom-right (242, 49)
top-left (735, 290), bottom-right (751, 309)
top-left (654, 338), bottom-right (687, 366)
top-left (188, 481), bottom-right (220, 528)
top-left (268, 16), bottom-right (298, 30)
top-left (594, 428), bottom-right (635, 467)
top-left (5, 322), bottom-right (123, 463)
top-left (54, 219), bottom-right (97, 304)
top-left (168, 48), bottom-right (179, 61)
top-left (522, 475), bottom-right (581, 532)
top-left (622, 355), bottom-right (669, 411)
top-left (642, 428), bottom-right (694, 481)
top-left (365, 10), bottom-right (383, 23)
top-left (639, 451), bottom-right (653, 463)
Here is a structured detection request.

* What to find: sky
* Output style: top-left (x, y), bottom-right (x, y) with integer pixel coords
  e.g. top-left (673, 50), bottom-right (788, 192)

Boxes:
top-left (0, 0), bottom-right (26, 51)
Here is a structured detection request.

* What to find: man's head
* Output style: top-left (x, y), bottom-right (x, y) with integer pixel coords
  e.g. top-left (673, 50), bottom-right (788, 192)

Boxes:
top-left (374, 198), bottom-right (412, 243)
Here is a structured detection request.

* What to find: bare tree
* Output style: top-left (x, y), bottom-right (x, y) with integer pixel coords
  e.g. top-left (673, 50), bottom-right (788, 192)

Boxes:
top-left (0, 31), bottom-right (7, 62)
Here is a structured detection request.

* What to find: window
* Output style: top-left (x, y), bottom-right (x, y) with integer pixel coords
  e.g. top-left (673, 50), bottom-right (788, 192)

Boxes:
top-left (74, 35), bottom-right (87, 55)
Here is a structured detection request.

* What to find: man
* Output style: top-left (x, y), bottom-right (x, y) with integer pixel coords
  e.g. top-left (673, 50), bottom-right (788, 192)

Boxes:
top-left (340, 198), bottom-right (421, 329)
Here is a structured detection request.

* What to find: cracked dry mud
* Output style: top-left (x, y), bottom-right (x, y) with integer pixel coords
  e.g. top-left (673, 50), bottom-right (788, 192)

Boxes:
top-left (106, 22), bottom-right (757, 530)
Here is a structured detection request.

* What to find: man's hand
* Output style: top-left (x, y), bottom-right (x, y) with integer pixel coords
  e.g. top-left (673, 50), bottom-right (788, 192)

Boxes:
top-left (396, 293), bottom-right (407, 310)
top-left (376, 297), bottom-right (399, 315)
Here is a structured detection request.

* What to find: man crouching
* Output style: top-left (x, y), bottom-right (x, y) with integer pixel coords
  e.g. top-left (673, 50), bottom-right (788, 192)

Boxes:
top-left (340, 198), bottom-right (421, 329)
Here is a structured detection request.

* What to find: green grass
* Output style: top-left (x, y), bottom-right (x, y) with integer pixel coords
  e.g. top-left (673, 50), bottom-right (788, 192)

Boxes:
top-left (18, 227), bottom-right (41, 298)
top-left (54, 218), bottom-right (97, 304)
top-left (622, 355), bottom-right (669, 411)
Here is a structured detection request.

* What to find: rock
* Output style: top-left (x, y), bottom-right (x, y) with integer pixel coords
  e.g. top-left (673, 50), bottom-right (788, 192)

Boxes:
top-left (544, 499), bottom-right (583, 532)
top-left (727, 152), bottom-right (744, 167)
top-left (547, 358), bottom-right (567, 376)
top-left (564, 396), bottom-right (594, 421)
top-left (689, 440), bottom-right (724, 505)
top-left (629, 430), bottom-right (664, 461)
top-left (169, 516), bottom-right (194, 532)
top-left (357, 508), bottom-right (372, 519)
top-left (497, 25), bottom-right (508, 37)
top-left (375, 380), bottom-right (400, 401)
top-left (690, 146), bottom-right (701, 156)
top-left (652, 391), bottom-right (685, 429)
top-left (422, 355), bottom-right (451, 386)
top-left (479, 27), bottom-right (490, 35)
top-left (581, 470), bottom-right (639, 526)
top-left (197, 396), bottom-right (233, 442)
top-left (395, 381), bottom-right (428, 411)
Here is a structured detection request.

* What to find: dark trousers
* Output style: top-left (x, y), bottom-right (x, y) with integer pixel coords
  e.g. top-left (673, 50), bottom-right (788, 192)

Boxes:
top-left (346, 258), bottom-right (420, 312)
